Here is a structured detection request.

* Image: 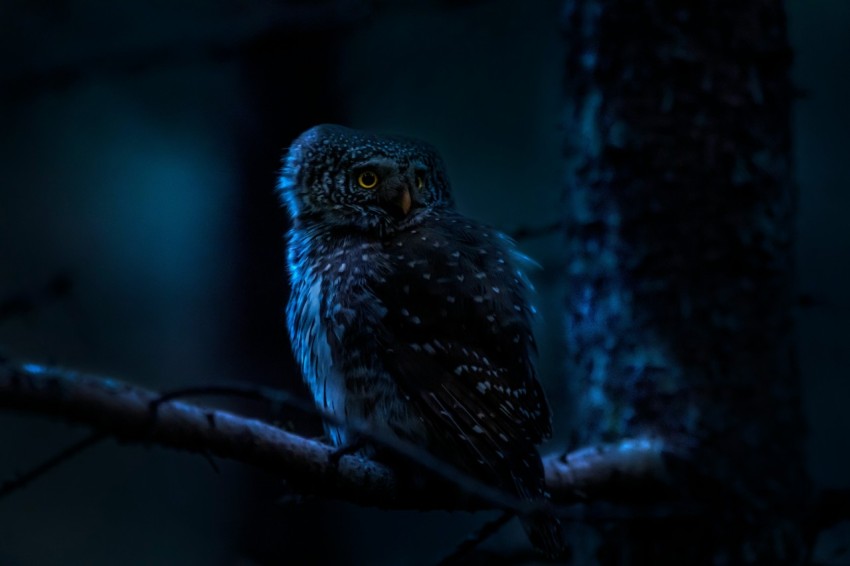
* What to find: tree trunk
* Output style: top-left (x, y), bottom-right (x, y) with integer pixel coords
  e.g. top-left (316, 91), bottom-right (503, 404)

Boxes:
top-left (561, 1), bottom-right (810, 562)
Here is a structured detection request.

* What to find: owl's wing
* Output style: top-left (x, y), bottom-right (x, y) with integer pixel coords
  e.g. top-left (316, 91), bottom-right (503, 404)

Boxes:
top-left (375, 224), bottom-right (552, 485)
top-left (390, 341), bottom-right (550, 487)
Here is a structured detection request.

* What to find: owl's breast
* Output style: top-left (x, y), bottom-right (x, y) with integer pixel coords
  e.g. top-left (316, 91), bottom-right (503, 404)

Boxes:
top-left (289, 230), bottom-right (433, 445)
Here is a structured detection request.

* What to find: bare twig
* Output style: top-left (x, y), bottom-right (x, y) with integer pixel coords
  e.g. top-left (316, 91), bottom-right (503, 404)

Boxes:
top-left (0, 430), bottom-right (105, 498)
top-left (438, 511), bottom-right (515, 565)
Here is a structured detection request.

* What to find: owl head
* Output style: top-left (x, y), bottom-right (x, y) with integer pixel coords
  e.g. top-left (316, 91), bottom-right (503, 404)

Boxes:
top-left (278, 124), bottom-right (454, 234)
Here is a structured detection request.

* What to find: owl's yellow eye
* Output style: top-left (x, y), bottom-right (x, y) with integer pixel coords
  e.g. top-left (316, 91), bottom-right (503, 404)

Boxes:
top-left (357, 171), bottom-right (379, 189)
top-left (416, 174), bottom-right (424, 189)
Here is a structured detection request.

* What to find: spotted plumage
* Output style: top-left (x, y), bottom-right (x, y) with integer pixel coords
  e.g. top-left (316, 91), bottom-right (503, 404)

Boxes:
top-left (279, 124), bottom-right (562, 554)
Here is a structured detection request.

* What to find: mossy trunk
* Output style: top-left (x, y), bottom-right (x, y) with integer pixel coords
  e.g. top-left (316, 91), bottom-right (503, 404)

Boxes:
top-left (561, 1), bottom-right (810, 562)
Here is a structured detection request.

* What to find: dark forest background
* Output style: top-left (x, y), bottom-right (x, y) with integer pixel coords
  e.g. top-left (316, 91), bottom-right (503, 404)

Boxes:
top-left (0, 1), bottom-right (847, 564)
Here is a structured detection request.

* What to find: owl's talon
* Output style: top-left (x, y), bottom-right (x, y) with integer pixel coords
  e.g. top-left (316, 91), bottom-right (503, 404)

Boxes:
top-left (327, 439), bottom-right (366, 470)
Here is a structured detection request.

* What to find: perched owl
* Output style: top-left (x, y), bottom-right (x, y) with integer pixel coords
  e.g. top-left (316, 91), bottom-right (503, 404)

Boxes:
top-left (279, 124), bottom-right (563, 555)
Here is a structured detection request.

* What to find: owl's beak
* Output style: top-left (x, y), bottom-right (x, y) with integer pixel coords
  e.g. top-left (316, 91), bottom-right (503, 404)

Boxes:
top-left (381, 185), bottom-right (413, 219)
top-left (398, 187), bottom-right (412, 216)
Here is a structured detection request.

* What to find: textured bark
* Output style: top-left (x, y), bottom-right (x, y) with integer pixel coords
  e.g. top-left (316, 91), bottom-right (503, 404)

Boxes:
top-left (0, 361), bottom-right (670, 513)
top-left (562, 0), bottom-right (809, 562)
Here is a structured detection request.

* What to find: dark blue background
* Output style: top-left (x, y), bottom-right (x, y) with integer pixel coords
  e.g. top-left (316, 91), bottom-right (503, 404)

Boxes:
top-left (0, 1), bottom-right (847, 563)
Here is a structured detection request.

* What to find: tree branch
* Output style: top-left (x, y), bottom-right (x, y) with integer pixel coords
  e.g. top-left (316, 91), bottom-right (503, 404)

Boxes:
top-left (0, 360), bottom-right (672, 513)
top-left (543, 437), bottom-right (671, 504)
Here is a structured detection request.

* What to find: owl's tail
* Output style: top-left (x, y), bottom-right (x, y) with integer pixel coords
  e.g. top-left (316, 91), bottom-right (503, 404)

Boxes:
top-left (510, 464), bottom-right (566, 557)
top-left (520, 507), bottom-right (566, 558)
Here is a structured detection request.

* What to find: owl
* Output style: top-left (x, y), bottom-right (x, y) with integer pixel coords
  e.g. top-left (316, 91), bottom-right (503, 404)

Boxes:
top-left (279, 124), bottom-right (562, 555)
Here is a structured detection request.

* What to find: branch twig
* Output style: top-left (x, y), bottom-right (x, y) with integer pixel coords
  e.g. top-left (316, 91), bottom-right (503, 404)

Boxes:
top-left (438, 511), bottom-right (515, 565)
top-left (0, 430), bottom-right (105, 497)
